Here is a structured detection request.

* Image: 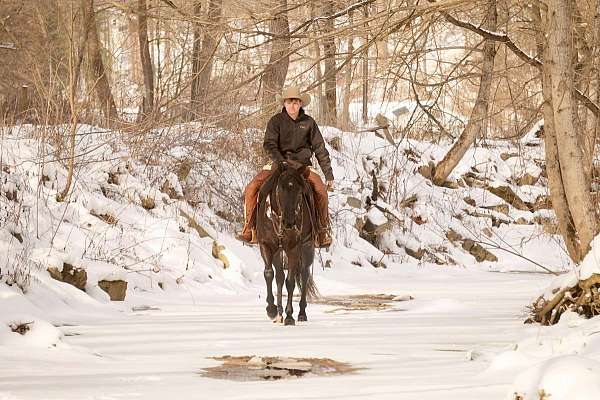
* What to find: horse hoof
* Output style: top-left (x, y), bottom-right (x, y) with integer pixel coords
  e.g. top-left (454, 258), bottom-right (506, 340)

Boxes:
top-left (266, 305), bottom-right (278, 320)
top-left (298, 314), bottom-right (307, 322)
top-left (284, 317), bottom-right (295, 326)
top-left (275, 314), bottom-right (284, 324)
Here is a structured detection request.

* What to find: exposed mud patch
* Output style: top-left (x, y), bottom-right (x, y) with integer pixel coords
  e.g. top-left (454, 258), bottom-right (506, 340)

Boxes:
top-left (311, 293), bottom-right (413, 313)
top-left (201, 355), bottom-right (358, 381)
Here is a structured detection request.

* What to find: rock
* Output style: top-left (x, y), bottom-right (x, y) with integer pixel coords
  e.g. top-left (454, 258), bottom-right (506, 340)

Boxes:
top-left (533, 216), bottom-right (558, 234)
top-left (176, 159), bottom-right (193, 181)
top-left (462, 240), bottom-right (498, 262)
top-left (482, 204), bottom-right (510, 216)
top-left (160, 180), bottom-right (181, 200)
top-left (462, 172), bottom-right (488, 188)
top-left (91, 211), bottom-right (118, 225)
top-left (530, 195), bottom-right (552, 211)
top-left (212, 240), bottom-right (230, 269)
top-left (463, 197), bottom-right (476, 207)
top-left (410, 214), bottom-right (426, 225)
top-left (515, 173), bottom-right (539, 186)
top-left (405, 247), bottom-right (425, 260)
top-left (346, 196), bottom-right (362, 209)
top-left (418, 163), bottom-right (434, 179)
top-left (98, 280), bottom-right (128, 301)
top-left (47, 266), bottom-right (63, 281)
top-left (403, 148), bottom-right (420, 162)
top-left (10, 231), bottom-right (23, 243)
top-left (515, 217), bottom-right (532, 225)
top-left (500, 152), bottom-right (519, 161)
top-left (487, 185), bottom-right (530, 211)
top-left (446, 229), bottom-right (463, 242)
top-left (440, 180), bottom-right (460, 189)
top-left (329, 136), bottom-right (342, 151)
top-left (400, 194), bottom-right (418, 208)
top-left (180, 209), bottom-right (211, 238)
top-left (364, 208), bottom-right (389, 234)
top-left (61, 263), bottom-right (87, 290)
top-left (107, 171), bottom-right (120, 185)
top-left (140, 196), bottom-right (156, 210)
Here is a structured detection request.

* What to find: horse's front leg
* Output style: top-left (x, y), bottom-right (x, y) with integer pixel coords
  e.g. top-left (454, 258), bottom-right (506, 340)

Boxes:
top-left (274, 259), bottom-right (285, 323)
top-left (298, 266), bottom-right (309, 322)
top-left (284, 273), bottom-right (296, 326)
top-left (261, 246), bottom-right (277, 320)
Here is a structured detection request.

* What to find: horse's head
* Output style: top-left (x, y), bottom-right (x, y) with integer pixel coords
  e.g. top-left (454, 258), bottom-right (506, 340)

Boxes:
top-left (276, 165), bottom-right (307, 233)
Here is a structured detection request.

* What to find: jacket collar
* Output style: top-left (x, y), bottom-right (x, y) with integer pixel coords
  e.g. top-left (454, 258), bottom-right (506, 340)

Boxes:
top-left (281, 107), bottom-right (306, 121)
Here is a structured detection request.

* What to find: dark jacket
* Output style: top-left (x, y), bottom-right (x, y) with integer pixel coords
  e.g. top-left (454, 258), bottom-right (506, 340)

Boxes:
top-left (263, 108), bottom-right (334, 181)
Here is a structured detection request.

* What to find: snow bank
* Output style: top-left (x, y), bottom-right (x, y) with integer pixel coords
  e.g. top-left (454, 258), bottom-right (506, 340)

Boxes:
top-left (507, 355), bottom-right (600, 400)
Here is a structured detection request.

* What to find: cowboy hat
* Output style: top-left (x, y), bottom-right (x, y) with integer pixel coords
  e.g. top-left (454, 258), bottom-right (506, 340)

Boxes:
top-left (276, 86), bottom-right (311, 107)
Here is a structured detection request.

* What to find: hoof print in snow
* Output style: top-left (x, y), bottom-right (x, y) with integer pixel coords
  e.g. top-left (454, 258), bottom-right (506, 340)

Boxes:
top-left (61, 263), bottom-right (87, 291)
top-left (201, 356), bottom-right (357, 381)
top-left (98, 279), bottom-right (128, 301)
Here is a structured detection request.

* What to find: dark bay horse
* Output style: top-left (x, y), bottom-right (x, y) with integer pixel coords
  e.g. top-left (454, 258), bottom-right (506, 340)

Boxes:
top-left (256, 164), bottom-right (318, 326)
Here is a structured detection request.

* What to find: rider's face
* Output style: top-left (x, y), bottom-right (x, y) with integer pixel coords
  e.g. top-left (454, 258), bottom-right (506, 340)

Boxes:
top-left (283, 98), bottom-right (302, 118)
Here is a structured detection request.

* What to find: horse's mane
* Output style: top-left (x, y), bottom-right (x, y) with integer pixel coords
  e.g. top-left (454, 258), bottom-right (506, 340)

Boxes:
top-left (257, 166), bottom-right (318, 237)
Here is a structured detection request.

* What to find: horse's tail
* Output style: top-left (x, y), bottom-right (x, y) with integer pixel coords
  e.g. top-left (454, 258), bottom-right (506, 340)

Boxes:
top-left (296, 273), bottom-right (320, 301)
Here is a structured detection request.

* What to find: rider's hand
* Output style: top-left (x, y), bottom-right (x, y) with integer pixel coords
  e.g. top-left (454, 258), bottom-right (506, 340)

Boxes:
top-left (326, 180), bottom-right (334, 191)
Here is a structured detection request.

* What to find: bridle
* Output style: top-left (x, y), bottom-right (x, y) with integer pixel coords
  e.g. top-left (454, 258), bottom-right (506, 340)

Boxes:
top-left (271, 172), bottom-right (305, 247)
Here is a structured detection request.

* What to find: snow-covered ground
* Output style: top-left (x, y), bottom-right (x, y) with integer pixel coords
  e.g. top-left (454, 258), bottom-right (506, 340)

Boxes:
top-left (2, 122), bottom-right (600, 399)
top-left (0, 264), bottom-right (555, 400)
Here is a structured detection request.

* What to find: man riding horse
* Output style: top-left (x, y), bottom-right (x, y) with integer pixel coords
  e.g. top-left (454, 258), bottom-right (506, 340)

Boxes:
top-left (236, 86), bottom-right (334, 248)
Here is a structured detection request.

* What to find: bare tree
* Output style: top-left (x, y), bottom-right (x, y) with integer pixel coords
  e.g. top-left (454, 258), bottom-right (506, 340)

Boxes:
top-left (322, 0), bottom-right (337, 126)
top-left (546, 0), bottom-right (597, 259)
top-left (138, 0), bottom-right (155, 117)
top-left (261, 0), bottom-right (290, 114)
top-left (432, 0), bottom-right (497, 185)
top-left (190, 0), bottom-right (223, 114)
top-left (83, 0), bottom-right (118, 125)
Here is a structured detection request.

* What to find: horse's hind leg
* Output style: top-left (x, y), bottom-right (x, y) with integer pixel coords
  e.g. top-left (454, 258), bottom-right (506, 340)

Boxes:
top-left (273, 252), bottom-right (285, 323)
top-left (298, 244), bottom-right (315, 322)
top-left (261, 246), bottom-right (277, 320)
top-left (298, 266), bottom-right (309, 322)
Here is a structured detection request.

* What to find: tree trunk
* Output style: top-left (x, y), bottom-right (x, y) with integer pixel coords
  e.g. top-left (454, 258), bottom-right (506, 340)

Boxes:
top-left (548, 0), bottom-right (597, 257)
top-left (261, 0), bottom-right (290, 114)
top-left (137, 0), bottom-right (154, 116)
top-left (322, 0), bottom-right (337, 126)
top-left (190, 0), bottom-right (222, 113)
top-left (311, 0), bottom-right (325, 121)
top-left (362, 3), bottom-right (369, 124)
top-left (531, 3), bottom-right (582, 262)
top-left (83, 0), bottom-right (118, 125)
top-left (340, 10), bottom-right (354, 131)
top-left (432, 0), bottom-right (497, 185)
top-left (190, 1), bottom-right (202, 110)
top-left (572, 0), bottom-right (594, 181)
